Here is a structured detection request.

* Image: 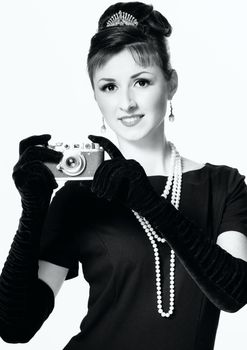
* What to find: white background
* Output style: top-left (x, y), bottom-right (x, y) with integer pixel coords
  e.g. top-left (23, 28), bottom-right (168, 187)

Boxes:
top-left (0, 0), bottom-right (247, 349)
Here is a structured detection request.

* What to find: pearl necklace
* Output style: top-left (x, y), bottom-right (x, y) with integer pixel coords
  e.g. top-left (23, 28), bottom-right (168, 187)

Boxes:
top-left (132, 142), bottom-right (182, 318)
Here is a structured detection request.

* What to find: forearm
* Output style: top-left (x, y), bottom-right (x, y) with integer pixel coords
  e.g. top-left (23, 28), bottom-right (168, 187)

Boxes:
top-left (0, 278), bottom-right (54, 343)
top-left (0, 202), bottom-right (54, 343)
top-left (0, 134), bottom-right (62, 342)
top-left (139, 197), bottom-right (247, 313)
top-left (85, 135), bottom-right (247, 312)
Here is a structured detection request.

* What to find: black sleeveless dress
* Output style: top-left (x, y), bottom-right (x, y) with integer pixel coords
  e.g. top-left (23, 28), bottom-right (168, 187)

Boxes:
top-left (39, 163), bottom-right (247, 350)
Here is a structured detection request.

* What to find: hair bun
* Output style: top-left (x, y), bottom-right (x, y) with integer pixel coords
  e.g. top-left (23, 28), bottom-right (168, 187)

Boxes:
top-left (98, 2), bottom-right (172, 38)
top-left (139, 9), bottom-right (172, 38)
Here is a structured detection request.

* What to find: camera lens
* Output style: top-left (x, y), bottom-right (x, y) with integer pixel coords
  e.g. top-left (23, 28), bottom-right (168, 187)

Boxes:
top-left (66, 157), bottom-right (77, 168)
top-left (60, 151), bottom-right (86, 176)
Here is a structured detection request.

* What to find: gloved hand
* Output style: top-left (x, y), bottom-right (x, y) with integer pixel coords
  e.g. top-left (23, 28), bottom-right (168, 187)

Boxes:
top-left (12, 134), bottom-right (62, 200)
top-left (88, 134), bottom-right (162, 216)
top-left (0, 134), bottom-right (62, 343)
top-left (88, 134), bottom-right (247, 313)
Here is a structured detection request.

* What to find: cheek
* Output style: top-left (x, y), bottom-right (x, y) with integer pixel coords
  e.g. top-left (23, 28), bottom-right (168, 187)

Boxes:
top-left (96, 95), bottom-right (115, 117)
top-left (158, 97), bottom-right (168, 115)
top-left (96, 99), bottom-right (117, 129)
top-left (147, 92), bottom-right (167, 117)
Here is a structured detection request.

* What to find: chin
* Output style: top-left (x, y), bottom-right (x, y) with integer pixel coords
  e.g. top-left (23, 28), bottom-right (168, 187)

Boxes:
top-left (116, 128), bottom-right (155, 143)
top-left (110, 119), bottom-right (162, 142)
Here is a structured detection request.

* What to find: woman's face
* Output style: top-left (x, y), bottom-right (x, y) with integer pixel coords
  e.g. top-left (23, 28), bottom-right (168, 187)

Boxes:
top-left (93, 48), bottom-right (176, 142)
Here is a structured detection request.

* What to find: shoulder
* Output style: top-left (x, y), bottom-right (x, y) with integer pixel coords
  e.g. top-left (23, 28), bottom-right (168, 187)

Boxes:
top-left (182, 157), bottom-right (246, 192)
top-left (204, 162), bottom-right (245, 185)
top-left (50, 180), bottom-right (95, 212)
top-left (182, 157), bottom-right (205, 173)
top-left (54, 180), bottom-right (92, 197)
top-left (49, 180), bottom-right (117, 225)
top-left (183, 157), bottom-right (244, 179)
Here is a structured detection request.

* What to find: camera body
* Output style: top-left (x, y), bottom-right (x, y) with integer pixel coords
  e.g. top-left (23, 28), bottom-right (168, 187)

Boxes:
top-left (45, 142), bottom-right (104, 180)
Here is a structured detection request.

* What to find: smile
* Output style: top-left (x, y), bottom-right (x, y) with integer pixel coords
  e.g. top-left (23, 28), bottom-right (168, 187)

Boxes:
top-left (118, 114), bottom-right (144, 127)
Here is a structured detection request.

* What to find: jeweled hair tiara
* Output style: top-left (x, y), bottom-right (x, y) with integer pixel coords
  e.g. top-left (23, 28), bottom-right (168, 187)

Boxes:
top-left (106, 10), bottom-right (138, 27)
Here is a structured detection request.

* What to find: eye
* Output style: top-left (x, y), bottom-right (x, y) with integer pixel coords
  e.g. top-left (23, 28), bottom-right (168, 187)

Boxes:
top-left (100, 83), bottom-right (117, 92)
top-left (135, 79), bottom-right (151, 88)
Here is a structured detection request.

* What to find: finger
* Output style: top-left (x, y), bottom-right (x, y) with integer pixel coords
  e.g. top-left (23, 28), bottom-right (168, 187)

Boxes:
top-left (91, 159), bottom-right (121, 195)
top-left (100, 167), bottom-right (127, 201)
top-left (22, 145), bottom-right (63, 164)
top-left (13, 160), bottom-right (58, 190)
top-left (91, 159), bottom-right (115, 194)
top-left (88, 134), bottom-right (124, 159)
top-left (92, 161), bottom-right (125, 200)
top-left (19, 134), bottom-right (51, 155)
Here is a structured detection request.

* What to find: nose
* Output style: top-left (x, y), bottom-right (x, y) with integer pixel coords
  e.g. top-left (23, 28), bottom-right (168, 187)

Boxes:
top-left (119, 88), bottom-right (137, 112)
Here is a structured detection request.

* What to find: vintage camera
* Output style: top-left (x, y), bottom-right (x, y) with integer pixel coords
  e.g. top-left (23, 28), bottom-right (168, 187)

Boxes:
top-left (45, 141), bottom-right (104, 180)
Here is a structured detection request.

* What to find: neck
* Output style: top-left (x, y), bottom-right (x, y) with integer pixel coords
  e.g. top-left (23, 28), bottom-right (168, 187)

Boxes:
top-left (117, 123), bottom-right (171, 176)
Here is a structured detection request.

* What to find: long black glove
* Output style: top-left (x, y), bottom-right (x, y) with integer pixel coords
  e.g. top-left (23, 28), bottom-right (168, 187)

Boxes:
top-left (0, 134), bottom-right (62, 343)
top-left (88, 134), bottom-right (247, 313)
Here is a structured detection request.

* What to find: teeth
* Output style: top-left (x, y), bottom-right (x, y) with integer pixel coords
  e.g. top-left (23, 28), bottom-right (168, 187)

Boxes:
top-left (120, 115), bottom-right (143, 127)
top-left (121, 115), bottom-right (142, 121)
top-left (123, 116), bottom-right (139, 121)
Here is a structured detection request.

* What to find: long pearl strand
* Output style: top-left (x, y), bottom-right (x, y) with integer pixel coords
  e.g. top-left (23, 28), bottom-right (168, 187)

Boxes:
top-left (132, 142), bottom-right (183, 318)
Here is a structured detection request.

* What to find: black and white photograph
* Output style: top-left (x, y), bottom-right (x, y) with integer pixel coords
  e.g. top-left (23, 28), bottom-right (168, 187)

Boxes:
top-left (0, 1), bottom-right (247, 349)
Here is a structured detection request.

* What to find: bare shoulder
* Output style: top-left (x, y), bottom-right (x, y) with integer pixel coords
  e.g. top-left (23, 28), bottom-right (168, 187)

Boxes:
top-left (182, 157), bottom-right (206, 173)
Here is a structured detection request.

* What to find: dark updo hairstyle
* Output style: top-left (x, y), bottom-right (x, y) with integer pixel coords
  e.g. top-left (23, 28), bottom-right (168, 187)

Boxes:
top-left (87, 2), bottom-right (173, 88)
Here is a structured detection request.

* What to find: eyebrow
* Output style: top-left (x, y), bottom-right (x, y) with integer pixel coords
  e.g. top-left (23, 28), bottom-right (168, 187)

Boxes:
top-left (97, 71), bottom-right (154, 83)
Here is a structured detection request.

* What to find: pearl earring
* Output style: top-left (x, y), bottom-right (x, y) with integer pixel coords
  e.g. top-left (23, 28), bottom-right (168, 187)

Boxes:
top-left (100, 116), bottom-right (106, 134)
top-left (169, 100), bottom-right (175, 122)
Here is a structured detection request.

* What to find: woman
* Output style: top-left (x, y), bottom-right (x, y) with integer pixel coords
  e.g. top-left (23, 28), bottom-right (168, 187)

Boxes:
top-left (1, 2), bottom-right (247, 349)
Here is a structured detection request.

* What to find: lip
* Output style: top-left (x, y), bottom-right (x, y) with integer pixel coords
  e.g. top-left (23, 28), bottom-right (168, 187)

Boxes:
top-left (118, 114), bottom-right (144, 127)
top-left (118, 114), bottom-right (144, 120)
